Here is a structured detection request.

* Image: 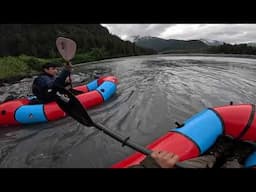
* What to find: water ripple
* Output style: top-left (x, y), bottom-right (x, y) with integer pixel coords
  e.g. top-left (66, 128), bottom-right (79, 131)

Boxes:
top-left (1, 54), bottom-right (256, 167)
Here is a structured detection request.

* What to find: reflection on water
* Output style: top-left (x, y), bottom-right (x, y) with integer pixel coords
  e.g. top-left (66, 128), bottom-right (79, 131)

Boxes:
top-left (0, 54), bottom-right (256, 167)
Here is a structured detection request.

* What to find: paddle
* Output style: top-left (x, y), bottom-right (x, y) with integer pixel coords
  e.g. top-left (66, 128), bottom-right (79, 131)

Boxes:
top-left (54, 86), bottom-right (189, 168)
top-left (56, 37), bottom-right (77, 89)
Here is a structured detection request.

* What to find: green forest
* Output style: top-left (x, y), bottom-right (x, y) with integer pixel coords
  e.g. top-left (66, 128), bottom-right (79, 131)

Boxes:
top-left (206, 43), bottom-right (256, 54)
top-left (162, 43), bottom-right (256, 55)
top-left (0, 24), bottom-right (156, 81)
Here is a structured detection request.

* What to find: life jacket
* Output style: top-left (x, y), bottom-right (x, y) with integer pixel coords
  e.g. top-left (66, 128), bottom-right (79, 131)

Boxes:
top-left (32, 74), bottom-right (55, 103)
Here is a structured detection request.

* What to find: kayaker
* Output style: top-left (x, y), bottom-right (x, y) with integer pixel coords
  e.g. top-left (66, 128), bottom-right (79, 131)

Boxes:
top-left (31, 62), bottom-right (72, 104)
top-left (131, 135), bottom-right (256, 168)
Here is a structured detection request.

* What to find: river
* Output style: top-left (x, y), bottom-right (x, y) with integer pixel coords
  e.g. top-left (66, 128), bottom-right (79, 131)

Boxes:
top-left (0, 54), bottom-right (256, 167)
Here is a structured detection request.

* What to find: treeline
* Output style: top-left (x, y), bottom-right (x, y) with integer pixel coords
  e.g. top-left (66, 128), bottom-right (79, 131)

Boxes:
top-left (161, 43), bottom-right (256, 55)
top-left (0, 24), bottom-right (156, 58)
top-left (206, 43), bottom-right (256, 55)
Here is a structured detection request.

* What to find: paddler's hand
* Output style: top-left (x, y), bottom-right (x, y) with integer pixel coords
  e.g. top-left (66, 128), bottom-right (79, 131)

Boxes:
top-left (64, 61), bottom-right (73, 71)
top-left (65, 77), bottom-right (71, 84)
top-left (151, 150), bottom-right (180, 168)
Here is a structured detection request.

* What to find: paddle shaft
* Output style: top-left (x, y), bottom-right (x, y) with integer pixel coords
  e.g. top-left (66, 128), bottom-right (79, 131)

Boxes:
top-left (94, 122), bottom-right (152, 155)
top-left (66, 61), bottom-right (73, 89)
top-left (94, 122), bottom-right (187, 168)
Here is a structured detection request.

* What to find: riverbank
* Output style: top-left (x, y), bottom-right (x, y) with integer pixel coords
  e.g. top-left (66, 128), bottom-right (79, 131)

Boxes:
top-left (159, 53), bottom-right (256, 59)
top-left (1, 53), bottom-right (256, 86)
top-left (0, 49), bottom-right (133, 85)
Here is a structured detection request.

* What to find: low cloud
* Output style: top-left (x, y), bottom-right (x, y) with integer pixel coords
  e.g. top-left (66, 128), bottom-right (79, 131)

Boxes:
top-left (101, 24), bottom-right (256, 44)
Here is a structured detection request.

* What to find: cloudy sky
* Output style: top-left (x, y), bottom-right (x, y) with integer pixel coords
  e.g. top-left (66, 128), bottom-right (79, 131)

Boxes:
top-left (101, 24), bottom-right (256, 44)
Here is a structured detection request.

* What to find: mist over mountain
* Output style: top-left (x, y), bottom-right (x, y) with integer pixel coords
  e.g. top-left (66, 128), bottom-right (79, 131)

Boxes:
top-left (199, 39), bottom-right (224, 46)
top-left (133, 36), bottom-right (210, 52)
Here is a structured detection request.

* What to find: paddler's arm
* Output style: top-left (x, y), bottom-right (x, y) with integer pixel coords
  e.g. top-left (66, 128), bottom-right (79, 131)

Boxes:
top-left (54, 62), bottom-right (72, 87)
top-left (129, 150), bottom-right (179, 168)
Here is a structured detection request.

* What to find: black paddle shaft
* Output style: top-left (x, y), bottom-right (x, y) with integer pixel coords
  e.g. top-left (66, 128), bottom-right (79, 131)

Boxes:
top-left (93, 122), bottom-right (152, 155)
top-left (93, 122), bottom-right (188, 168)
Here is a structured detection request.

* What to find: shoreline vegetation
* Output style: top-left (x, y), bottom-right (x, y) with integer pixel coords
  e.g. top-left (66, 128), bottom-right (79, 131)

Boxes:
top-left (1, 52), bottom-right (256, 85)
top-left (0, 48), bottom-right (143, 85)
top-left (159, 53), bottom-right (256, 59)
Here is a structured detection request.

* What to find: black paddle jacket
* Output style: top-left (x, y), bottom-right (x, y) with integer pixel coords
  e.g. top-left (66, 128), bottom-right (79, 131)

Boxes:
top-left (32, 68), bottom-right (70, 104)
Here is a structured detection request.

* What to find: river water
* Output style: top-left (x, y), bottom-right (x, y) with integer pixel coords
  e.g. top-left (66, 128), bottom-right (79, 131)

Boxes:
top-left (0, 54), bottom-right (256, 168)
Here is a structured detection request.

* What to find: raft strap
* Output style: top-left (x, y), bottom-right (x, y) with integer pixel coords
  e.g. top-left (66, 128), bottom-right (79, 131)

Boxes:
top-left (237, 104), bottom-right (255, 139)
top-left (1, 110), bottom-right (6, 115)
top-left (122, 136), bottom-right (130, 147)
top-left (175, 121), bottom-right (184, 128)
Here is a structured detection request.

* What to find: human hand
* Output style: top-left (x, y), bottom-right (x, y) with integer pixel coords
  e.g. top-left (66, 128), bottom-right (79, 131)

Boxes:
top-left (151, 150), bottom-right (179, 168)
top-left (65, 77), bottom-right (71, 84)
top-left (64, 61), bottom-right (73, 71)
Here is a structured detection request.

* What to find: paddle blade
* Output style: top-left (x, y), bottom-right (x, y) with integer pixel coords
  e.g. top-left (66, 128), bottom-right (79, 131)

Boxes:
top-left (56, 37), bottom-right (77, 61)
top-left (54, 87), bottom-right (94, 127)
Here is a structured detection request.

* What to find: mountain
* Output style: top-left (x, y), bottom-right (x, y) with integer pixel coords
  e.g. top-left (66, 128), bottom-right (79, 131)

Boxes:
top-left (247, 42), bottom-right (256, 47)
top-left (0, 24), bottom-right (156, 58)
top-left (133, 36), bottom-right (173, 52)
top-left (199, 39), bottom-right (224, 46)
top-left (133, 36), bottom-right (256, 55)
top-left (134, 36), bottom-right (209, 53)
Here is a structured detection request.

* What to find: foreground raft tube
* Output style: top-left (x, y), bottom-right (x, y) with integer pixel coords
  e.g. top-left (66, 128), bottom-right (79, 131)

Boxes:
top-left (112, 104), bottom-right (256, 168)
top-left (0, 76), bottom-right (118, 127)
